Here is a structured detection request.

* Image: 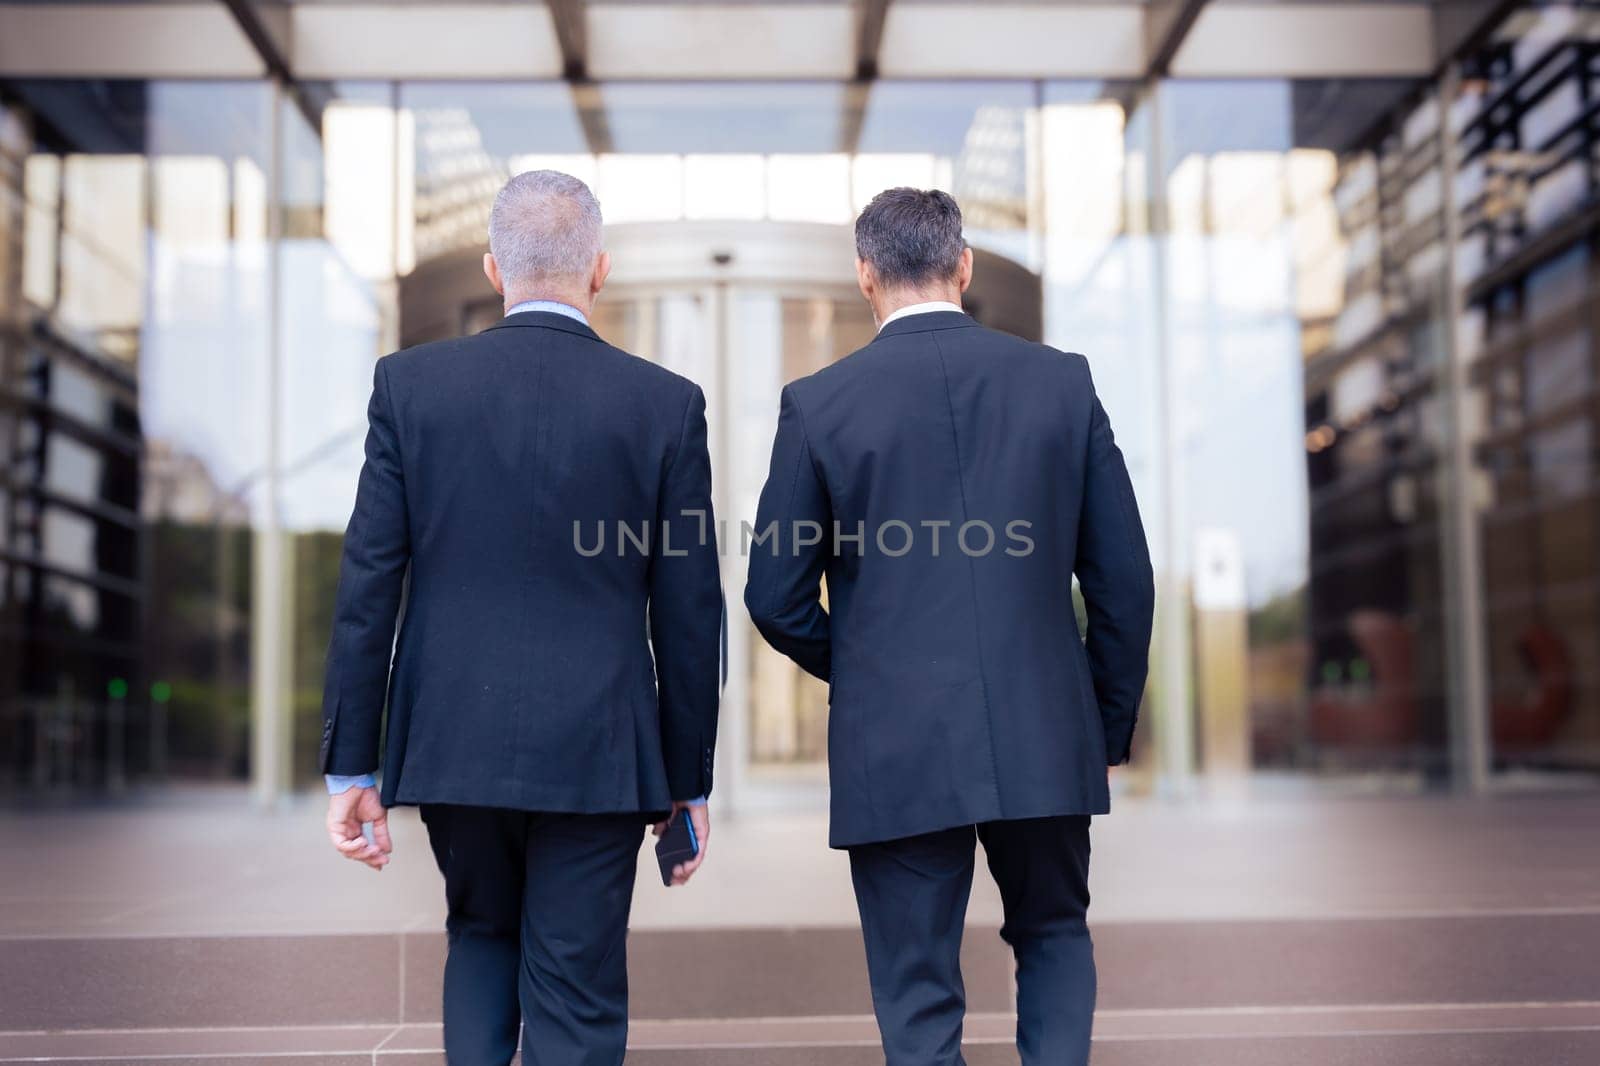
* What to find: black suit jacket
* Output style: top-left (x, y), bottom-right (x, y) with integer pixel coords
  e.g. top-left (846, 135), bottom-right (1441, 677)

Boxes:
top-left (321, 310), bottom-right (721, 814)
top-left (744, 311), bottom-right (1154, 847)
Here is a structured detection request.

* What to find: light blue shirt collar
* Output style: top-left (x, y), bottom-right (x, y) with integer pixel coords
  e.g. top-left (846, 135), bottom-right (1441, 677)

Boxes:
top-left (507, 299), bottom-right (589, 326)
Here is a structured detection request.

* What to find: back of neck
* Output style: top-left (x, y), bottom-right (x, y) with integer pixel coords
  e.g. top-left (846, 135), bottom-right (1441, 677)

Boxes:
top-left (875, 290), bottom-right (962, 323)
top-left (505, 292), bottom-right (589, 315)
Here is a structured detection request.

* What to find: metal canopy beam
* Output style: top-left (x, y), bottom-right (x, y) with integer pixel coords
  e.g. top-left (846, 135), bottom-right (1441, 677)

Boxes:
top-left (568, 80), bottom-right (615, 158)
top-left (1433, 0), bottom-right (1519, 75)
top-left (548, 3), bottom-right (612, 157)
top-left (840, 0), bottom-right (891, 154)
top-left (855, 0), bottom-right (891, 81)
top-left (1145, 0), bottom-right (1210, 79)
top-left (548, 0), bottom-right (590, 80)
top-left (220, 0), bottom-right (326, 133)
top-left (838, 81), bottom-right (871, 156)
top-left (220, 0), bottom-right (293, 83)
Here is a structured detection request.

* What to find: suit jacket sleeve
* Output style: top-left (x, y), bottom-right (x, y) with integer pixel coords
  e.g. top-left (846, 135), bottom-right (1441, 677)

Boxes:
top-left (744, 386), bottom-right (833, 683)
top-left (1073, 357), bottom-right (1155, 765)
top-left (320, 358), bottom-right (411, 776)
top-left (650, 386), bottom-right (723, 801)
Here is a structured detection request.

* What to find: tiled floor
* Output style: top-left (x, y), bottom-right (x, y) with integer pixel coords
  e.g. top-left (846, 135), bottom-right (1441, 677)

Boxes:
top-left (6, 1005), bottom-right (1600, 1065)
top-left (4, 788), bottom-right (1599, 937)
top-left (3, 789), bottom-right (1599, 1063)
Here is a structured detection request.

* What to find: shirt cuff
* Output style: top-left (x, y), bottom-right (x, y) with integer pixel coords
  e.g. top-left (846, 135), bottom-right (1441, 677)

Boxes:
top-left (683, 796), bottom-right (708, 807)
top-left (326, 773), bottom-right (376, 795)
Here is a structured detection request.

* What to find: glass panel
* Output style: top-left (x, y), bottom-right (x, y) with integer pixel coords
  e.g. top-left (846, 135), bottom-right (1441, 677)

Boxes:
top-left (737, 293), bottom-right (875, 769)
top-left (389, 81), bottom-right (1056, 267)
top-left (1454, 4), bottom-right (1600, 775)
top-left (280, 83), bottom-right (398, 787)
top-left (857, 82), bottom-right (1038, 268)
top-left (1158, 77), bottom-right (1450, 778)
top-left (1040, 82), bottom-right (1161, 771)
top-left (0, 80), bottom-right (272, 794)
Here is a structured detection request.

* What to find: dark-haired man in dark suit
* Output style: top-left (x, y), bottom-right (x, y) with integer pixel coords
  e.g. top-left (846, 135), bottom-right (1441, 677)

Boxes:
top-left (320, 170), bottom-right (722, 1066)
top-left (746, 187), bottom-right (1154, 1066)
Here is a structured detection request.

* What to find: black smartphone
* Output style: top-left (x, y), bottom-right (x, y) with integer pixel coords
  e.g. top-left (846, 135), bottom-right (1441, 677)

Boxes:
top-left (654, 811), bottom-right (700, 886)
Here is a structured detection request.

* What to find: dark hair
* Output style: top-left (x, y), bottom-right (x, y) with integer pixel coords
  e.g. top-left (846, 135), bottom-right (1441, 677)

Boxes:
top-left (854, 188), bottom-right (966, 289)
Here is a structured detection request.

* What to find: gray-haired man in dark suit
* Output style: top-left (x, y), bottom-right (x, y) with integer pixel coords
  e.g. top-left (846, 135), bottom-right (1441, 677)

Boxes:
top-left (321, 171), bottom-right (722, 1066)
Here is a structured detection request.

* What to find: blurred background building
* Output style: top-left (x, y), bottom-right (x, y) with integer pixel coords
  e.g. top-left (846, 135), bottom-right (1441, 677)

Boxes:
top-left (0, 0), bottom-right (1597, 811)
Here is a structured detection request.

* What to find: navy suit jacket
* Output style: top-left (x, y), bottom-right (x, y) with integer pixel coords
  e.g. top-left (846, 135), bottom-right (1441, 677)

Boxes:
top-left (745, 311), bottom-right (1154, 848)
top-left (320, 310), bottom-right (721, 815)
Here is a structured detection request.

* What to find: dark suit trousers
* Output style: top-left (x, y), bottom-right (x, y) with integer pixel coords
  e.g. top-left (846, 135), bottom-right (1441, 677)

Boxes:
top-left (420, 805), bottom-right (647, 1066)
top-left (847, 816), bottom-right (1095, 1066)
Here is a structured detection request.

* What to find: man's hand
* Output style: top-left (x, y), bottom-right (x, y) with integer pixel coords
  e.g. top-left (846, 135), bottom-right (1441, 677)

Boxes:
top-left (652, 801), bottom-right (710, 886)
top-left (327, 786), bottom-right (392, 871)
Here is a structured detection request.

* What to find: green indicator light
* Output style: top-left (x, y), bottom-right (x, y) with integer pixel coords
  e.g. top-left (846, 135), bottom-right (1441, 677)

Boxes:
top-left (1320, 661), bottom-right (1341, 684)
top-left (1349, 658), bottom-right (1371, 682)
top-left (151, 681), bottom-right (173, 703)
top-left (107, 678), bottom-right (129, 700)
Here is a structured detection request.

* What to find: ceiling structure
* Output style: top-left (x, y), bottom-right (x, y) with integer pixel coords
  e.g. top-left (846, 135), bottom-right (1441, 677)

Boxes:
top-left (0, 1), bottom-right (1513, 83)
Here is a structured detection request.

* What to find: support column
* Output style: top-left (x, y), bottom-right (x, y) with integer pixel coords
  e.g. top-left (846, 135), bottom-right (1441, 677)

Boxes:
top-left (711, 281), bottom-right (748, 816)
top-left (251, 82), bottom-right (292, 809)
top-left (1435, 68), bottom-right (1493, 792)
top-left (251, 528), bottom-right (295, 806)
top-left (1144, 81), bottom-right (1196, 794)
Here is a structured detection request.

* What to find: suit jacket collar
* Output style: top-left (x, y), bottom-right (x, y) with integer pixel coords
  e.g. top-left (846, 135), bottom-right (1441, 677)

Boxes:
top-left (485, 309), bottom-right (603, 343)
top-left (873, 309), bottom-right (979, 341)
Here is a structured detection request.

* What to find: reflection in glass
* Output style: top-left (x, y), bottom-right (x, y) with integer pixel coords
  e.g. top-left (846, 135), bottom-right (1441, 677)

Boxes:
top-left (8, 60), bottom-right (1571, 802)
top-left (280, 83), bottom-right (395, 786)
top-left (0, 80), bottom-right (272, 792)
top-left (745, 295), bottom-right (874, 766)
top-left (1159, 78), bottom-right (1450, 776)
top-left (1456, 4), bottom-right (1600, 774)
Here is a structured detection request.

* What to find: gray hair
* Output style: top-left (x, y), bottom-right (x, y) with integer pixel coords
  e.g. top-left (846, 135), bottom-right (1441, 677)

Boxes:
top-left (854, 188), bottom-right (965, 289)
top-left (488, 170), bottom-right (603, 285)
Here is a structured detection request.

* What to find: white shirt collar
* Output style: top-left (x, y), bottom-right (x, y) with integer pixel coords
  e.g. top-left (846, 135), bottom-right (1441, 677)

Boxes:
top-left (878, 301), bottom-right (965, 332)
top-left (506, 299), bottom-right (589, 326)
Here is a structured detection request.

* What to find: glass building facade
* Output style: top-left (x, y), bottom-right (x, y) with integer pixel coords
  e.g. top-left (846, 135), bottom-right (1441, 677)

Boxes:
top-left (2, 1), bottom-right (1597, 806)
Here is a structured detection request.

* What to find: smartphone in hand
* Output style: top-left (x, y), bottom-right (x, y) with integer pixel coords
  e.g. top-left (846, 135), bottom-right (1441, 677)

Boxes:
top-left (654, 811), bottom-right (700, 886)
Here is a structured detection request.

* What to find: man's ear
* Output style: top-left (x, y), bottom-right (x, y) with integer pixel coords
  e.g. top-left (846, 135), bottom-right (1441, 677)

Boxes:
top-left (956, 247), bottom-right (974, 294)
top-left (592, 250), bottom-right (612, 298)
top-left (483, 252), bottom-right (505, 296)
top-left (855, 257), bottom-right (875, 303)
